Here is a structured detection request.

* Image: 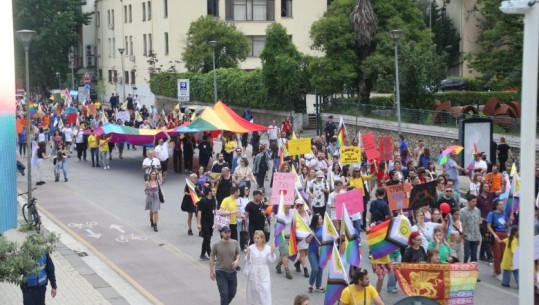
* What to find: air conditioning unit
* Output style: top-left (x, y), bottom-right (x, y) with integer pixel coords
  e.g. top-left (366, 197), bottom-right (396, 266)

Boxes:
top-left (108, 23), bottom-right (114, 30)
top-left (129, 55), bottom-right (135, 62)
top-left (87, 56), bottom-right (94, 67)
top-left (86, 45), bottom-right (93, 56)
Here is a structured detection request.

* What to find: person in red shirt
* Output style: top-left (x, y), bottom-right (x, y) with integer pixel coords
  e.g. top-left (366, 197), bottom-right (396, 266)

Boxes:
top-left (372, 161), bottom-right (390, 187)
top-left (281, 116), bottom-right (292, 138)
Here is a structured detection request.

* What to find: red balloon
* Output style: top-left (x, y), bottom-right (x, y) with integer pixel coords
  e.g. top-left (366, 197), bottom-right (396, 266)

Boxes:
top-left (440, 203), bottom-right (451, 214)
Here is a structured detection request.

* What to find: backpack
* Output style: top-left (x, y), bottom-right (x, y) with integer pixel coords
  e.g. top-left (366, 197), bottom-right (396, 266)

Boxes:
top-left (259, 154), bottom-right (268, 172)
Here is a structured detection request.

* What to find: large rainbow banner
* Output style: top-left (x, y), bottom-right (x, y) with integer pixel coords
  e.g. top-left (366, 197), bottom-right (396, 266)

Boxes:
top-left (0, 0), bottom-right (18, 233)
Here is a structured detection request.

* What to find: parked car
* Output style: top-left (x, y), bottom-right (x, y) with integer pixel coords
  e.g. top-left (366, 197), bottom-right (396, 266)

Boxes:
top-left (440, 78), bottom-right (467, 91)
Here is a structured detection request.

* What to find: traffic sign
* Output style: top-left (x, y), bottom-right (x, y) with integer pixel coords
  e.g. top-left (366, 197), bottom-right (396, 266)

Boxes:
top-left (177, 79), bottom-right (190, 102)
top-left (84, 84), bottom-right (91, 91)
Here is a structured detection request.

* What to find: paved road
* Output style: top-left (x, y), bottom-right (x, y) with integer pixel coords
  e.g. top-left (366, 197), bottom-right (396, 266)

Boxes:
top-left (16, 133), bottom-right (519, 305)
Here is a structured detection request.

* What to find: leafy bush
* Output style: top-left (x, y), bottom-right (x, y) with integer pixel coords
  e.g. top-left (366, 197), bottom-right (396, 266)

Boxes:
top-left (432, 91), bottom-right (519, 106)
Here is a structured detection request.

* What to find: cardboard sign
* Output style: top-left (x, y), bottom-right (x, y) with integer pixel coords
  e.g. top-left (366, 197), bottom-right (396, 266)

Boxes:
top-left (340, 146), bottom-right (362, 165)
top-left (335, 188), bottom-right (364, 219)
top-left (385, 183), bottom-right (412, 211)
top-left (378, 136), bottom-right (393, 161)
top-left (362, 132), bottom-right (379, 160)
top-left (116, 110), bottom-right (130, 123)
top-left (213, 215), bottom-right (230, 230)
top-left (271, 172), bottom-right (296, 206)
top-left (288, 138), bottom-right (312, 156)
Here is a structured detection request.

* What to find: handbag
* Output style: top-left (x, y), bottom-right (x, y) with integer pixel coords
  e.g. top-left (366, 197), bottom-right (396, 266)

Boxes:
top-left (158, 182), bottom-right (165, 203)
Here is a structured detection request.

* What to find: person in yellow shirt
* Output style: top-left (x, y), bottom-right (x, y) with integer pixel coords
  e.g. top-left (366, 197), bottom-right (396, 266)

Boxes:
top-left (87, 129), bottom-right (100, 167)
top-left (218, 186), bottom-right (241, 241)
top-left (99, 134), bottom-right (112, 169)
top-left (501, 226), bottom-right (519, 288)
top-left (339, 268), bottom-right (384, 305)
top-left (349, 166), bottom-right (373, 231)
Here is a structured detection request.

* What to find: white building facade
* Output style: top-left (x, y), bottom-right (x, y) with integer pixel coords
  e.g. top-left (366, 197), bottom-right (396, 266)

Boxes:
top-left (94, 0), bottom-right (327, 106)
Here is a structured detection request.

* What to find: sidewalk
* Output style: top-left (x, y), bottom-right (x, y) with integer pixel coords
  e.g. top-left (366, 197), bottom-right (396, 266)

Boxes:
top-left (0, 197), bottom-right (139, 305)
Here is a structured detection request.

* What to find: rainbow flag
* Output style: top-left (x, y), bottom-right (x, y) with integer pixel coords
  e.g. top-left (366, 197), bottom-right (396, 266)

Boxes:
top-left (472, 143), bottom-right (478, 156)
top-left (28, 102), bottom-right (36, 116)
top-left (324, 244), bottom-right (349, 305)
top-left (336, 117), bottom-right (346, 148)
top-left (341, 206), bottom-right (361, 267)
top-left (185, 178), bottom-right (200, 205)
top-left (288, 220), bottom-right (298, 261)
top-left (31, 141), bottom-right (39, 167)
top-left (366, 219), bottom-right (400, 259)
top-left (319, 212), bottom-right (339, 269)
top-left (274, 192), bottom-right (286, 247)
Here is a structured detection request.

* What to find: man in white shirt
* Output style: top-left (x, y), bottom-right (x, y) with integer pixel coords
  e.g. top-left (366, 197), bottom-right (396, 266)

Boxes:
top-left (473, 153), bottom-right (488, 175)
top-left (154, 138), bottom-right (170, 183)
top-left (267, 120), bottom-right (279, 145)
top-left (62, 124), bottom-right (74, 153)
top-left (139, 120), bottom-right (151, 157)
top-left (74, 126), bottom-right (86, 161)
top-left (277, 132), bottom-right (288, 150)
top-left (142, 150), bottom-right (161, 181)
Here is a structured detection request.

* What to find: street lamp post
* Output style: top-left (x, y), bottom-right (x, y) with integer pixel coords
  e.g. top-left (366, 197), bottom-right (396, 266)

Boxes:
top-left (389, 29), bottom-right (403, 135)
top-left (56, 72), bottom-right (61, 89)
top-left (69, 52), bottom-right (75, 90)
top-left (118, 48), bottom-right (126, 104)
top-left (16, 29), bottom-right (36, 202)
top-left (209, 40), bottom-right (218, 103)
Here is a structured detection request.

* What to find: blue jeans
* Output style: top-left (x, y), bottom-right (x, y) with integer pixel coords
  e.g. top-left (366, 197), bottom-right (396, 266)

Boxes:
top-left (215, 270), bottom-right (237, 305)
top-left (352, 219), bottom-right (362, 235)
top-left (54, 159), bottom-right (67, 179)
top-left (502, 269), bottom-right (519, 287)
top-left (464, 240), bottom-right (480, 263)
top-left (308, 251), bottom-right (323, 288)
top-left (387, 255), bottom-right (401, 292)
top-left (90, 148), bottom-right (99, 166)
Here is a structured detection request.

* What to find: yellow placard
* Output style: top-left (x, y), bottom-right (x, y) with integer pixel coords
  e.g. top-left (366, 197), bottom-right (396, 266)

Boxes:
top-left (340, 146), bottom-right (362, 165)
top-left (287, 138), bottom-right (312, 156)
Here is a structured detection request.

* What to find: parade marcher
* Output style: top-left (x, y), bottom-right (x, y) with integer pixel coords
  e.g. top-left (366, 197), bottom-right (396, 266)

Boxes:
top-left (172, 136), bottom-right (183, 173)
top-left (368, 188), bottom-right (390, 227)
top-left (477, 181), bottom-right (504, 262)
top-left (307, 171), bottom-right (329, 217)
top-left (154, 138), bottom-right (170, 183)
top-left (182, 174), bottom-right (202, 236)
top-left (142, 150), bottom-right (161, 181)
top-left (212, 153), bottom-right (230, 174)
top-left (215, 167), bottom-right (234, 208)
top-left (145, 170), bottom-right (162, 232)
top-left (53, 143), bottom-right (68, 182)
top-left (484, 165), bottom-right (504, 192)
top-left (281, 116), bottom-right (292, 138)
top-left (245, 230), bottom-right (276, 305)
top-left (339, 268), bottom-right (384, 305)
top-left (198, 135), bottom-right (213, 170)
top-left (18, 127), bottom-right (27, 157)
top-left (183, 133), bottom-right (196, 173)
top-left (267, 120), bottom-right (279, 145)
top-left (36, 142), bottom-right (47, 185)
top-left (21, 251), bottom-right (57, 305)
top-left (428, 227), bottom-right (454, 263)
top-left (450, 208), bottom-right (464, 263)
top-left (210, 226), bottom-right (241, 305)
top-left (245, 190), bottom-right (268, 244)
top-left (412, 209), bottom-right (440, 253)
top-left (74, 125), bottom-right (86, 161)
top-left (327, 181), bottom-right (345, 230)
top-left (218, 186), bottom-right (241, 241)
top-left (98, 134), bottom-right (111, 169)
top-left (487, 200), bottom-right (514, 280)
top-left (445, 151), bottom-right (469, 194)
top-left (251, 131), bottom-right (261, 157)
top-left (307, 213), bottom-right (324, 293)
top-left (501, 226), bottom-right (519, 288)
top-left (497, 137), bottom-right (513, 173)
top-left (253, 144), bottom-right (270, 188)
top-left (460, 195), bottom-right (482, 266)
top-left (293, 200), bottom-right (311, 278)
top-left (233, 157), bottom-right (258, 189)
top-left (231, 148), bottom-right (243, 174)
top-left (402, 231), bottom-right (427, 263)
top-left (324, 115), bottom-right (337, 146)
top-left (198, 187), bottom-right (217, 260)
top-left (275, 204), bottom-right (293, 280)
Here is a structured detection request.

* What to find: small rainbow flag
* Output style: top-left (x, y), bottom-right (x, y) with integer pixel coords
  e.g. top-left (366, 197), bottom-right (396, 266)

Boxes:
top-left (185, 178), bottom-right (200, 205)
top-left (342, 206), bottom-right (360, 267)
top-left (28, 102), bottom-right (36, 116)
top-left (366, 219), bottom-right (400, 259)
top-left (288, 220), bottom-right (298, 261)
top-left (274, 192), bottom-right (286, 247)
top-left (324, 244), bottom-right (349, 305)
top-left (336, 117), bottom-right (346, 148)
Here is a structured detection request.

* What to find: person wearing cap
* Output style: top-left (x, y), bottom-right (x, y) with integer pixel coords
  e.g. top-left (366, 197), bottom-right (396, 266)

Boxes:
top-left (327, 181), bottom-right (345, 230)
top-left (307, 171), bottom-right (329, 217)
top-left (324, 115), bottom-right (337, 146)
top-left (210, 225), bottom-right (241, 305)
top-left (294, 199), bottom-right (311, 278)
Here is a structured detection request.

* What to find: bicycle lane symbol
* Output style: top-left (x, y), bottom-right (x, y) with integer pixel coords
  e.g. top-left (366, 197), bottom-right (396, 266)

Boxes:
top-left (68, 221), bottom-right (98, 229)
top-left (115, 234), bottom-right (148, 243)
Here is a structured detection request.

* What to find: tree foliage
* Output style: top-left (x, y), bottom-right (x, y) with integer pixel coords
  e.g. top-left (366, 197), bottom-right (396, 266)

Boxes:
top-left (181, 16), bottom-right (250, 73)
top-left (13, 0), bottom-right (92, 93)
top-left (260, 23), bottom-right (302, 110)
top-left (424, 1), bottom-right (460, 69)
top-left (465, 0), bottom-right (523, 84)
top-left (0, 233), bottom-right (58, 284)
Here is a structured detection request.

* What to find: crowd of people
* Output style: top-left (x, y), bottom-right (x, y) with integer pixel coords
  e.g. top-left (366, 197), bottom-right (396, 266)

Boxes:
top-left (16, 96), bottom-right (534, 304)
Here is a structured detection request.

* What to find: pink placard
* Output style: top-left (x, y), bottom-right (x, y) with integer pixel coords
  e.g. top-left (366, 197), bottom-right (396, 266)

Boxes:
top-left (378, 136), bottom-right (393, 161)
top-left (335, 188), bottom-right (364, 219)
top-left (271, 172), bottom-right (296, 206)
top-left (362, 132), bottom-right (379, 160)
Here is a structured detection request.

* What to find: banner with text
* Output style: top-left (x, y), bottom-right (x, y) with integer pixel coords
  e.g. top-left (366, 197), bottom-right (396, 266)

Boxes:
top-left (288, 138), bottom-right (312, 156)
top-left (335, 188), bottom-right (364, 219)
top-left (361, 132), bottom-right (379, 160)
top-left (339, 146), bottom-right (362, 165)
top-left (378, 136), bottom-right (393, 161)
top-left (385, 183), bottom-right (412, 211)
top-left (271, 172), bottom-right (296, 206)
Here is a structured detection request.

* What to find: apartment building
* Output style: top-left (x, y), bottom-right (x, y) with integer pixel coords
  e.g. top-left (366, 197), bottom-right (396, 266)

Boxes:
top-left (94, 0), bottom-right (327, 106)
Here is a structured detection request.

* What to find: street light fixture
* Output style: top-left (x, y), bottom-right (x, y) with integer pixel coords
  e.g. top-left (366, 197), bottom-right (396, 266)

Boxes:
top-left (56, 72), bottom-right (61, 89)
top-left (389, 29), bottom-right (403, 135)
top-left (16, 29), bottom-right (36, 202)
top-left (118, 48), bottom-right (126, 104)
top-left (209, 40), bottom-right (218, 103)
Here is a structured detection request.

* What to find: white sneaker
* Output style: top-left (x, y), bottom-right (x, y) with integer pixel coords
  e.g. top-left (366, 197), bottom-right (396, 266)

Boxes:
top-left (107, 166), bottom-right (110, 169)
top-left (104, 166), bottom-right (106, 169)
top-left (496, 274), bottom-right (503, 281)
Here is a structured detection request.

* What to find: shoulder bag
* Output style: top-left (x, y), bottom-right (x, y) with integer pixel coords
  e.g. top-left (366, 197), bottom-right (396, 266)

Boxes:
top-left (158, 182), bottom-right (165, 203)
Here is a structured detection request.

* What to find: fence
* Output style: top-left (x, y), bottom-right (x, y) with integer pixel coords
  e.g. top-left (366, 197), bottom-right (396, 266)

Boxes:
top-left (321, 100), bottom-right (530, 135)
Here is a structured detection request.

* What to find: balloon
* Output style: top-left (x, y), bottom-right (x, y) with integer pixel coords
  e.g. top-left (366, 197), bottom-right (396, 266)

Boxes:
top-left (440, 203), bottom-right (451, 214)
top-left (266, 206), bottom-right (272, 215)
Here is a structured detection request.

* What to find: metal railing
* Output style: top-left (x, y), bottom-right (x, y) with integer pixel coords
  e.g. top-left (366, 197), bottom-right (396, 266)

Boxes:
top-left (321, 100), bottom-right (530, 135)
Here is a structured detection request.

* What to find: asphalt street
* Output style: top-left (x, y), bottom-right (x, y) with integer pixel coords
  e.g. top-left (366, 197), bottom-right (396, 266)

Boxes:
top-left (16, 132), bottom-right (519, 305)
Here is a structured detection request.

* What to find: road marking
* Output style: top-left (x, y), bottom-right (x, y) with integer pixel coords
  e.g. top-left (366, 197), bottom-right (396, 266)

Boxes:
top-left (115, 234), bottom-right (147, 243)
top-left (85, 229), bottom-right (102, 239)
top-left (478, 281), bottom-right (518, 297)
top-left (68, 221), bottom-right (98, 229)
top-left (38, 206), bottom-right (163, 305)
top-left (110, 224), bottom-right (125, 233)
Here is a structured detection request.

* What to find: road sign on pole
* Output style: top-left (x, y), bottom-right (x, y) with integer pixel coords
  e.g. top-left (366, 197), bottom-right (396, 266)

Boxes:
top-left (177, 79), bottom-right (189, 102)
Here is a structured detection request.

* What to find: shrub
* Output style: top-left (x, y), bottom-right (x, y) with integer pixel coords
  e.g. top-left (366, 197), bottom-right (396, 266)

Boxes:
top-left (432, 91), bottom-right (519, 106)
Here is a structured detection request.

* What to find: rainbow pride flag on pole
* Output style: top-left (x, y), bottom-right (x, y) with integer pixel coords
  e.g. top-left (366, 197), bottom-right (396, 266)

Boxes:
top-left (336, 116), bottom-right (346, 148)
top-left (288, 218), bottom-right (298, 261)
top-left (274, 192), bottom-right (286, 247)
top-left (341, 206), bottom-right (361, 267)
top-left (324, 244), bottom-right (349, 305)
top-left (366, 219), bottom-right (400, 259)
top-left (185, 178), bottom-right (201, 205)
top-left (319, 212), bottom-right (339, 269)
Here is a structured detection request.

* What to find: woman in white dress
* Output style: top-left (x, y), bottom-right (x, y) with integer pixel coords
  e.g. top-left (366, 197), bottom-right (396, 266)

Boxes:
top-left (246, 230), bottom-right (277, 305)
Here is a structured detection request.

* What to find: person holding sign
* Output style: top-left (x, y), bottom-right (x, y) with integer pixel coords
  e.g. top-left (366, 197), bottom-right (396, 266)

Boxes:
top-left (349, 167), bottom-right (373, 231)
top-left (218, 187), bottom-right (242, 241)
top-left (307, 171), bottom-right (330, 216)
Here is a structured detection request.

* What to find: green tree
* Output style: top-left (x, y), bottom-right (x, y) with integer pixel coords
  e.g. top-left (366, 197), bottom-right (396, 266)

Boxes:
top-left (182, 16), bottom-right (250, 73)
top-left (14, 0), bottom-right (92, 93)
top-left (260, 23), bottom-right (302, 110)
top-left (465, 0), bottom-right (523, 84)
top-left (0, 233), bottom-right (58, 284)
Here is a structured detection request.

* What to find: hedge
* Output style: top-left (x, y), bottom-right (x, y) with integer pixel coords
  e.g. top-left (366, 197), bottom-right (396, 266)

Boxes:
top-left (432, 91), bottom-right (520, 106)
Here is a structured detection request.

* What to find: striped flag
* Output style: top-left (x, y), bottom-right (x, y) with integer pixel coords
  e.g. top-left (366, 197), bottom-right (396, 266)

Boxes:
top-left (185, 178), bottom-right (200, 205)
top-left (341, 206), bottom-right (360, 267)
top-left (319, 212), bottom-right (339, 269)
top-left (324, 244), bottom-right (349, 305)
top-left (274, 192), bottom-right (286, 247)
top-left (336, 117), bottom-right (346, 148)
top-left (293, 209), bottom-right (312, 241)
top-left (288, 218), bottom-right (298, 261)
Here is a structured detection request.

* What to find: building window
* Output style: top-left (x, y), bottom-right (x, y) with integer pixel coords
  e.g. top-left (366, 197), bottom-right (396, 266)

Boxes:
top-left (96, 11), bottom-right (100, 27)
top-left (108, 38), bottom-right (112, 57)
top-left (164, 0), bottom-right (168, 18)
top-left (281, 0), bottom-right (292, 17)
top-left (97, 39), bottom-right (101, 56)
top-left (129, 5), bottom-right (132, 22)
top-left (124, 5), bottom-right (127, 23)
top-left (125, 36), bottom-right (129, 55)
top-left (142, 3), bottom-right (146, 21)
top-left (131, 70), bottom-right (136, 84)
top-left (208, 0), bottom-right (219, 16)
top-left (112, 38), bottom-right (116, 57)
top-left (227, 0), bottom-right (274, 21)
top-left (129, 36), bottom-right (134, 56)
top-left (124, 71), bottom-right (130, 85)
top-left (147, 1), bottom-right (152, 20)
top-left (99, 69), bottom-right (103, 81)
top-left (107, 10), bottom-right (111, 25)
top-left (113, 70), bottom-right (118, 83)
top-left (108, 70), bottom-right (112, 83)
top-left (248, 35), bottom-right (265, 57)
top-left (143, 34), bottom-right (147, 55)
top-left (148, 34), bottom-right (153, 53)
top-left (111, 9), bottom-right (115, 26)
top-left (164, 32), bottom-right (169, 55)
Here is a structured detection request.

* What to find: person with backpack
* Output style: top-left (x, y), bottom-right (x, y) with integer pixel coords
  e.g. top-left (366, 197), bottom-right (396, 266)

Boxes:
top-left (253, 144), bottom-right (271, 188)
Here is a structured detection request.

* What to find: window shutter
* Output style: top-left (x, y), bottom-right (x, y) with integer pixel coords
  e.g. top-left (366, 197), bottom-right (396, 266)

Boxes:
top-left (225, 0), bottom-right (233, 20)
top-left (267, 0), bottom-right (274, 20)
